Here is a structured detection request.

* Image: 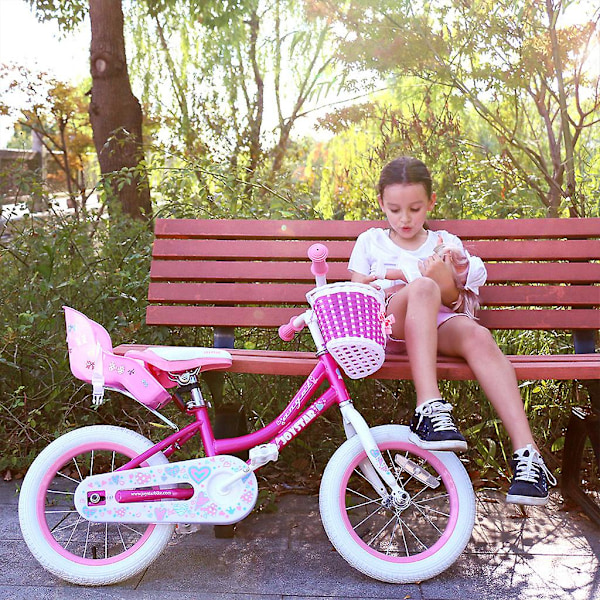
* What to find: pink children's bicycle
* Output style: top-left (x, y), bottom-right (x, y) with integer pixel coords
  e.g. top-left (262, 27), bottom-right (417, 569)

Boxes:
top-left (18, 244), bottom-right (475, 586)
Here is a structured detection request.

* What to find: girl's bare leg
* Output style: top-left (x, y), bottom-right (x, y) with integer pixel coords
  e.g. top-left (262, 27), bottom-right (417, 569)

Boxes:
top-left (437, 317), bottom-right (536, 451)
top-left (387, 278), bottom-right (442, 406)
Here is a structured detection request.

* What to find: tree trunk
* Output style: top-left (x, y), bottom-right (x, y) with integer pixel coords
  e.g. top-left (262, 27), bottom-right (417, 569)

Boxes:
top-left (88, 0), bottom-right (151, 219)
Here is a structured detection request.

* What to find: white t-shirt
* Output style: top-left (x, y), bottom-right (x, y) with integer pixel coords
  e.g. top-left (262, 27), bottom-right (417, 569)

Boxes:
top-left (348, 228), bottom-right (487, 296)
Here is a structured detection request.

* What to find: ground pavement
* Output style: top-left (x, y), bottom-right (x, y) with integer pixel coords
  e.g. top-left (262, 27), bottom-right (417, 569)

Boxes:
top-left (1, 480), bottom-right (598, 600)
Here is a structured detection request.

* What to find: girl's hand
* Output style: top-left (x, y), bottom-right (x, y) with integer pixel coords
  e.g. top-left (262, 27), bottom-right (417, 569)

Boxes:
top-left (384, 267), bottom-right (408, 282)
top-left (351, 272), bottom-right (378, 285)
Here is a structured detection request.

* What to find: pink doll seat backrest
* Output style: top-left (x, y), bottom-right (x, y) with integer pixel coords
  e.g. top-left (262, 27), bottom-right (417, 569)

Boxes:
top-left (63, 306), bottom-right (171, 410)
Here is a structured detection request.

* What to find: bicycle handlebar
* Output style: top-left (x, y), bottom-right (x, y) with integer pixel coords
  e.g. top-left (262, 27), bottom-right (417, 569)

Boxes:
top-left (278, 243), bottom-right (330, 341)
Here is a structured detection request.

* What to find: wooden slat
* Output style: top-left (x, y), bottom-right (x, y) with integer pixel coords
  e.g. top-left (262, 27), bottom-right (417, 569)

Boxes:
top-left (154, 217), bottom-right (600, 240)
top-left (113, 344), bottom-right (600, 380)
top-left (150, 260), bottom-right (600, 284)
top-left (152, 238), bottom-right (600, 261)
top-left (146, 305), bottom-right (600, 330)
top-left (477, 285), bottom-right (600, 306)
top-left (148, 282), bottom-right (599, 307)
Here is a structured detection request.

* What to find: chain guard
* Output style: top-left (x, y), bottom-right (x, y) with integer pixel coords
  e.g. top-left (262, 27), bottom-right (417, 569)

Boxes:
top-left (74, 455), bottom-right (258, 525)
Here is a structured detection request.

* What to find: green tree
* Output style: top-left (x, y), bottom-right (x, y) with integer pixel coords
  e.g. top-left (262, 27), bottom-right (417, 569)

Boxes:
top-left (27, 0), bottom-right (152, 219)
top-left (328, 0), bottom-right (600, 216)
top-left (0, 66), bottom-right (96, 214)
top-left (128, 0), bottom-right (341, 186)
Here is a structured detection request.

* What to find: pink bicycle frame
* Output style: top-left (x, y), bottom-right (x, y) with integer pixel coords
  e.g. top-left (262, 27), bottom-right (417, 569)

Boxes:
top-left (117, 352), bottom-right (349, 473)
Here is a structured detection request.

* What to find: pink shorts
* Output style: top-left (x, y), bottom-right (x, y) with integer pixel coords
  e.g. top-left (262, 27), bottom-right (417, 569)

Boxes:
top-left (385, 295), bottom-right (468, 354)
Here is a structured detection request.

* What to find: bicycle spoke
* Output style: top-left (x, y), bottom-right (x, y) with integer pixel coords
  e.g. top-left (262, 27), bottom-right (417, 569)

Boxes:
top-left (398, 517), bottom-right (410, 557)
top-left (47, 489), bottom-right (75, 496)
top-left (415, 492), bottom-right (449, 504)
top-left (71, 457), bottom-right (84, 482)
top-left (386, 520), bottom-right (400, 556)
top-left (51, 519), bottom-right (82, 535)
top-left (117, 524), bottom-right (128, 552)
top-left (397, 515), bottom-right (429, 551)
top-left (83, 520), bottom-right (91, 558)
top-left (56, 471), bottom-right (81, 485)
top-left (63, 515), bottom-right (83, 551)
top-left (351, 503), bottom-right (384, 531)
top-left (410, 501), bottom-right (444, 536)
top-left (413, 502), bottom-right (450, 519)
top-left (45, 509), bottom-right (79, 514)
top-left (353, 464), bottom-right (383, 490)
top-left (119, 523), bottom-right (146, 538)
top-left (346, 485), bottom-right (376, 502)
top-left (367, 513), bottom-right (397, 547)
top-left (346, 496), bottom-right (382, 511)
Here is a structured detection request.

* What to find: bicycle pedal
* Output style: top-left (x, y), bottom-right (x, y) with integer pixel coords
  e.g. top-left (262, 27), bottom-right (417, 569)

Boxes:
top-left (249, 443), bottom-right (279, 468)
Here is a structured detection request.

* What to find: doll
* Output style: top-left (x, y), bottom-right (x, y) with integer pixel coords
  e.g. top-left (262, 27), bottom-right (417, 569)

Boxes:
top-left (373, 235), bottom-right (480, 319)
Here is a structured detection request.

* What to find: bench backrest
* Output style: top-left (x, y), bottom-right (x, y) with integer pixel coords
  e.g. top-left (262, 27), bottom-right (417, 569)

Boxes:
top-left (147, 218), bottom-right (600, 334)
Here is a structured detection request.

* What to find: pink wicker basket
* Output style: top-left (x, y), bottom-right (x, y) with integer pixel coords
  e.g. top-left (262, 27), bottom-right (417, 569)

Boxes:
top-left (306, 282), bottom-right (387, 379)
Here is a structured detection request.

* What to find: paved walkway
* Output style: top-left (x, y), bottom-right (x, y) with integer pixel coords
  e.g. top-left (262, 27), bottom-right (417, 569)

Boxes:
top-left (1, 481), bottom-right (598, 599)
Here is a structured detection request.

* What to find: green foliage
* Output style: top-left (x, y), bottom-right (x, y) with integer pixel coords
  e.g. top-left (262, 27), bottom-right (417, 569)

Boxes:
top-left (0, 65), bottom-right (97, 212)
top-left (311, 85), bottom-right (548, 220)
top-left (329, 0), bottom-right (600, 217)
top-left (0, 209), bottom-right (168, 473)
top-left (127, 0), bottom-right (342, 189)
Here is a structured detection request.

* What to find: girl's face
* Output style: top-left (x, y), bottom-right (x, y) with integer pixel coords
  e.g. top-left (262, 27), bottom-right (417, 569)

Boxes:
top-left (378, 183), bottom-right (436, 246)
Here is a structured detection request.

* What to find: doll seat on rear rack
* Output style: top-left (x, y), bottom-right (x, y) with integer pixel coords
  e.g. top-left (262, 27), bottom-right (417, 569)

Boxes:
top-left (64, 306), bottom-right (172, 410)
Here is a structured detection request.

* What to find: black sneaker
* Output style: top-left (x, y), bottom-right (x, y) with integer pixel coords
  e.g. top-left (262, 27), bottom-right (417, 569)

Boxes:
top-left (506, 444), bottom-right (557, 506)
top-left (408, 399), bottom-right (468, 452)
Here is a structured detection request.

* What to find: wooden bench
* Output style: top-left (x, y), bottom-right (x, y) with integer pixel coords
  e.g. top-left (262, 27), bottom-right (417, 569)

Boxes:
top-left (115, 217), bottom-right (600, 524)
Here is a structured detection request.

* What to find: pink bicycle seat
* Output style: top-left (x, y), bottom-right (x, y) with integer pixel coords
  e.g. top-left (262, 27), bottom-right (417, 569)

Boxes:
top-left (124, 347), bottom-right (232, 374)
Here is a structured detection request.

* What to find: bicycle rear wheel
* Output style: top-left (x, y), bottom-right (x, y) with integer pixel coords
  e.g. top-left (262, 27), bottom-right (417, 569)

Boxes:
top-left (319, 424), bottom-right (475, 583)
top-left (18, 425), bottom-right (175, 585)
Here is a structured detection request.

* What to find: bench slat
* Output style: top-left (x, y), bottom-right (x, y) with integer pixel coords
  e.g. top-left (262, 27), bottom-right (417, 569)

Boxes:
top-left (113, 344), bottom-right (599, 381)
top-left (154, 218), bottom-right (600, 240)
top-left (152, 238), bottom-right (600, 262)
top-left (225, 352), bottom-right (600, 380)
top-left (148, 282), bottom-right (600, 307)
top-left (146, 305), bottom-right (600, 330)
top-left (150, 260), bottom-right (600, 284)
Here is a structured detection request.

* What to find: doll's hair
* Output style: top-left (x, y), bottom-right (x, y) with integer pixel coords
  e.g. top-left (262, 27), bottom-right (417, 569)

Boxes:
top-left (378, 157), bottom-right (433, 199)
top-left (433, 242), bottom-right (480, 319)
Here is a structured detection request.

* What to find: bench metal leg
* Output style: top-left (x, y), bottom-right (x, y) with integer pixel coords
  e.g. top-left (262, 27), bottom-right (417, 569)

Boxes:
top-left (202, 327), bottom-right (248, 539)
top-left (561, 380), bottom-right (600, 527)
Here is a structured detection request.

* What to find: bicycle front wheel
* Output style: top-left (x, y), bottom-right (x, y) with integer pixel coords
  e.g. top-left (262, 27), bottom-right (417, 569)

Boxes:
top-left (18, 425), bottom-right (175, 586)
top-left (319, 424), bottom-right (475, 583)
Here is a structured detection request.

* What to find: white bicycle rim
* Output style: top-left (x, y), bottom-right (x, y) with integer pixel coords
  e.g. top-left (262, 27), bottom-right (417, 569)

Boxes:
top-left (319, 424), bottom-right (475, 583)
top-left (18, 425), bottom-right (175, 586)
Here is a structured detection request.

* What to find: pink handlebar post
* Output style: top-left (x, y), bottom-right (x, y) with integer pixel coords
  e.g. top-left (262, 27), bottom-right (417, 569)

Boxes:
top-left (278, 316), bottom-right (304, 341)
top-left (307, 243), bottom-right (329, 287)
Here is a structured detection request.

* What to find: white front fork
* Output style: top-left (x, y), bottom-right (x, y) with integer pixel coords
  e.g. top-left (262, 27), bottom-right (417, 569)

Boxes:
top-left (340, 403), bottom-right (400, 497)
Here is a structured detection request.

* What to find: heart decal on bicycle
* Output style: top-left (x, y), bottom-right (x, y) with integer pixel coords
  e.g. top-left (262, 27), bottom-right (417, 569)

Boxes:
top-left (188, 465), bottom-right (211, 484)
top-left (165, 466), bottom-right (180, 478)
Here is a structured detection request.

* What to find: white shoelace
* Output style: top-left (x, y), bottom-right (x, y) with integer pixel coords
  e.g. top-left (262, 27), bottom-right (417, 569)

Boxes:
top-left (513, 446), bottom-right (557, 486)
top-left (416, 401), bottom-right (458, 432)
